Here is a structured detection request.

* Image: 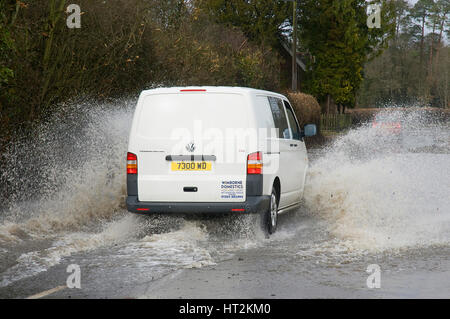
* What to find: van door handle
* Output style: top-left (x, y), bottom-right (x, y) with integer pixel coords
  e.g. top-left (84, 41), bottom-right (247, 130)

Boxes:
top-left (290, 144), bottom-right (298, 147)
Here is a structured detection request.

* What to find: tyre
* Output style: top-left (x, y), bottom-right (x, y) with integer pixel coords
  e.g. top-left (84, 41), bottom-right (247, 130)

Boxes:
top-left (261, 187), bottom-right (278, 236)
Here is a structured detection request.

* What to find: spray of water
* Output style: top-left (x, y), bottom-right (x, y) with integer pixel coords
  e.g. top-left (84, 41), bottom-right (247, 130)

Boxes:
top-left (0, 99), bottom-right (264, 287)
top-left (1, 103), bottom-right (448, 289)
top-left (304, 109), bottom-right (450, 252)
top-left (0, 99), bottom-right (137, 242)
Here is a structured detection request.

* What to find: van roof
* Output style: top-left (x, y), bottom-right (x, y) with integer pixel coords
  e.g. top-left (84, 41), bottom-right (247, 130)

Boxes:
top-left (140, 86), bottom-right (287, 99)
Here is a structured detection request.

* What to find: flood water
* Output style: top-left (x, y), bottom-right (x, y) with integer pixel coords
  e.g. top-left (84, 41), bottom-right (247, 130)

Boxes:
top-left (0, 102), bottom-right (449, 298)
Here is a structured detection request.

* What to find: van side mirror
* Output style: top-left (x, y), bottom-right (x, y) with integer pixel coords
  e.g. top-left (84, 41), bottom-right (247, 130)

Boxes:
top-left (304, 124), bottom-right (317, 137)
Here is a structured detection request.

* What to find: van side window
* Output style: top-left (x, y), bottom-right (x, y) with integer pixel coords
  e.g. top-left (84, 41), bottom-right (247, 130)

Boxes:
top-left (267, 96), bottom-right (289, 139)
top-left (284, 101), bottom-right (301, 140)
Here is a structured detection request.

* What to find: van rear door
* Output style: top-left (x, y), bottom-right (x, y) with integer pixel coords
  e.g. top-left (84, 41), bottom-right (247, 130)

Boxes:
top-left (131, 91), bottom-right (250, 202)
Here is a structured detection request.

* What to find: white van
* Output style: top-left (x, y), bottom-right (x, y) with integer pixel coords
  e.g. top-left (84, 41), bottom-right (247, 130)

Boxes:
top-left (126, 87), bottom-right (316, 234)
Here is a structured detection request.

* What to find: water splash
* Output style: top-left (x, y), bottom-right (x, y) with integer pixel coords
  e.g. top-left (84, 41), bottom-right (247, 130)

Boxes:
top-left (0, 99), bottom-right (135, 242)
top-left (304, 109), bottom-right (450, 252)
top-left (1, 104), bottom-right (448, 289)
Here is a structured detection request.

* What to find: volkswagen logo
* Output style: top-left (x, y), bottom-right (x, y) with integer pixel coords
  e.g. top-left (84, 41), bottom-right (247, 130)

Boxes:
top-left (186, 142), bottom-right (195, 152)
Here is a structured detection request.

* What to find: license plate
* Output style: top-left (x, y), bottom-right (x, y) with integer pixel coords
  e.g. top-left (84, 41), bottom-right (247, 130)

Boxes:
top-left (171, 161), bottom-right (211, 171)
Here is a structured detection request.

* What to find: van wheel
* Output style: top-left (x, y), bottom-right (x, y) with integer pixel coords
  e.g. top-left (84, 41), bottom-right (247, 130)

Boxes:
top-left (261, 187), bottom-right (278, 236)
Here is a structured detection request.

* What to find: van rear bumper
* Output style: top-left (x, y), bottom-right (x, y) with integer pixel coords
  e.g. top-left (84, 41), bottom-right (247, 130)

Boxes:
top-left (126, 195), bottom-right (270, 215)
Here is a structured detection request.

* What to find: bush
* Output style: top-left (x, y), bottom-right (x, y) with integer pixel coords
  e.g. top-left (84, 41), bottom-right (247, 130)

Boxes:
top-left (286, 91), bottom-right (321, 129)
top-left (0, 1), bottom-right (283, 149)
top-left (151, 16), bottom-right (281, 90)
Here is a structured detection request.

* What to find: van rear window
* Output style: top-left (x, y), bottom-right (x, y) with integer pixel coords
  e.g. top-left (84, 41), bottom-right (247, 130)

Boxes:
top-left (137, 93), bottom-right (249, 138)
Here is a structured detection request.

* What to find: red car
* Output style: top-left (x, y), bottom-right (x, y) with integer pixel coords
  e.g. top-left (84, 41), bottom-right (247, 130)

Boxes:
top-left (372, 112), bottom-right (403, 135)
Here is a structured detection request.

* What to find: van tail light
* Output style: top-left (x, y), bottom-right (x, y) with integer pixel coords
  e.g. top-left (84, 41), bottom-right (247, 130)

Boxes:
top-left (127, 152), bottom-right (137, 174)
top-left (247, 152), bottom-right (262, 174)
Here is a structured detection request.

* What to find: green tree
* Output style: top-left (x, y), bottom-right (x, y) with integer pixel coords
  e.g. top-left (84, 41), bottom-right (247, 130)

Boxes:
top-left (426, 0), bottom-right (449, 83)
top-left (195, 0), bottom-right (290, 47)
top-left (409, 0), bottom-right (434, 87)
top-left (357, 0), bottom-right (449, 109)
top-left (393, 0), bottom-right (412, 38)
top-left (0, 0), bottom-right (16, 110)
top-left (298, 0), bottom-right (395, 112)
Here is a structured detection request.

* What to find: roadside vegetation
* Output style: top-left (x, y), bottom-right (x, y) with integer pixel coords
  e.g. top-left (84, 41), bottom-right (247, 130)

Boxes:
top-left (286, 91), bottom-right (321, 129)
top-left (0, 0), bottom-right (448, 148)
top-left (0, 0), bottom-right (282, 146)
top-left (358, 0), bottom-right (449, 109)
